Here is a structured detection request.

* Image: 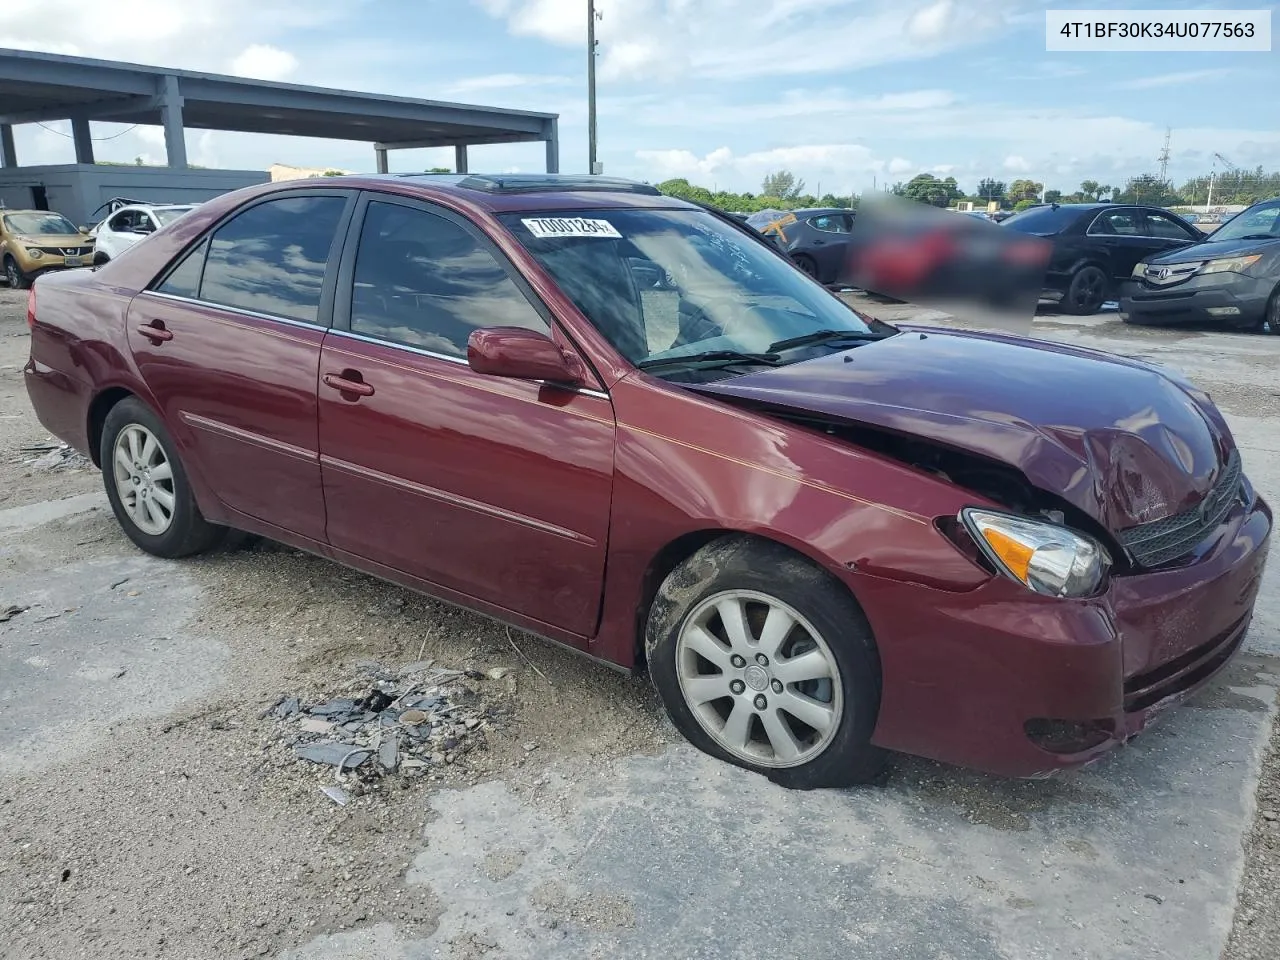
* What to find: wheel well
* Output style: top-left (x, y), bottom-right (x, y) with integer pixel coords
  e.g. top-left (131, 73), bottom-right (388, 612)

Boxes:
top-left (86, 387), bottom-right (134, 467)
top-left (631, 529), bottom-right (856, 668)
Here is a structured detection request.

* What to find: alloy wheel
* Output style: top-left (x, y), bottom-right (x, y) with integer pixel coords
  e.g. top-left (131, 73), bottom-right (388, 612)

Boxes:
top-left (1069, 267), bottom-right (1106, 314)
top-left (4, 259), bottom-right (18, 288)
top-left (675, 589), bottom-right (844, 768)
top-left (112, 424), bottom-right (177, 535)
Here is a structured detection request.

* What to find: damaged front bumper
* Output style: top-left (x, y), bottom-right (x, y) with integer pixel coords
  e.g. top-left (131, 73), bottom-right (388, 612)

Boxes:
top-left (863, 488), bottom-right (1272, 779)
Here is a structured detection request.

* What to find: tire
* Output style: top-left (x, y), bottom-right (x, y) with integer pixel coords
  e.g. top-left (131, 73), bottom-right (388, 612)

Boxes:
top-left (792, 254), bottom-right (818, 280)
top-left (645, 536), bottom-right (887, 789)
top-left (1062, 265), bottom-right (1107, 315)
top-left (1266, 288), bottom-right (1280, 335)
top-left (100, 397), bottom-right (225, 558)
top-left (4, 257), bottom-right (30, 290)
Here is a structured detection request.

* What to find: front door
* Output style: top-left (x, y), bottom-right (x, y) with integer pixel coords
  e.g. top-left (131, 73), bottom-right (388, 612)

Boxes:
top-left (128, 191), bottom-right (354, 542)
top-left (317, 195), bottom-right (615, 638)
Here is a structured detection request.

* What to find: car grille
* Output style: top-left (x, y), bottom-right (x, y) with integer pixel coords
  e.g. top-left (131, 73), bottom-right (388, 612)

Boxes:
top-left (1141, 262), bottom-right (1202, 286)
top-left (1117, 449), bottom-right (1244, 568)
top-left (38, 247), bottom-right (92, 257)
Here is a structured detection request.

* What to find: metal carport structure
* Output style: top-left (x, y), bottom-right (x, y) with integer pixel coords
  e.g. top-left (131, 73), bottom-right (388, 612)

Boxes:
top-left (0, 48), bottom-right (560, 177)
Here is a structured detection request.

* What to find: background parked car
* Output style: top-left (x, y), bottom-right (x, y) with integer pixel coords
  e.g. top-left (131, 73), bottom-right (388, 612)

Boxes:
top-left (1001, 202), bottom-right (1205, 314)
top-left (93, 203), bottom-right (198, 262)
top-left (746, 207), bottom-right (856, 284)
top-left (1122, 196), bottom-right (1280, 333)
top-left (0, 209), bottom-right (95, 289)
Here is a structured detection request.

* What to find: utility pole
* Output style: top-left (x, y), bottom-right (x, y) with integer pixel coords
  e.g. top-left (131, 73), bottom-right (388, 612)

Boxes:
top-left (587, 0), bottom-right (600, 174)
top-left (1157, 128), bottom-right (1172, 198)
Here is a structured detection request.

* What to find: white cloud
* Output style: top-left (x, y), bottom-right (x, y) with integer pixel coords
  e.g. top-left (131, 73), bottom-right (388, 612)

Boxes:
top-left (474, 0), bottom-right (1023, 83)
top-left (443, 73), bottom-right (573, 95)
top-left (888, 157), bottom-right (914, 173)
top-left (1003, 155), bottom-right (1031, 172)
top-left (635, 143), bottom-right (883, 194)
top-left (228, 44), bottom-right (299, 82)
top-left (931, 164), bottom-right (956, 174)
top-left (1117, 68), bottom-right (1238, 90)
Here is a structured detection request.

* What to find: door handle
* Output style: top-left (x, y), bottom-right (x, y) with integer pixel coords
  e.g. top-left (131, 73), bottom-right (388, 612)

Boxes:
top-left (136, 322), bottom-right (173, 343)
top-left (323, 372), bottom-right (375, 397)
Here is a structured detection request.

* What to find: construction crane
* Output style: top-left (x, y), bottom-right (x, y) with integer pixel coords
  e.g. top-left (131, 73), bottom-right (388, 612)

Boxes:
top-left (1206, 152), bottom-right (1235, 212)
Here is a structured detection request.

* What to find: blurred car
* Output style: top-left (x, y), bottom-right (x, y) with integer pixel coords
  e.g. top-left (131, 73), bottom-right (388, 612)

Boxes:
top-left (1001, 203), bottom-right (1205, 314)
top-left (93, 203), bottom-right (198, 261)
top-left (1121, 196), bottom-right (1280, 333)
top-left (746, 207), bottom-right (856, 284)
top-left (0, 210), bottom-right (94, 289)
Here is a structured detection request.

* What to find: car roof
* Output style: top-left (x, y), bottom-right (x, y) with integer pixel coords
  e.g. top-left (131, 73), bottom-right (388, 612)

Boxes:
top-left (309, 172), bottom-right (701, 214)
top-left (792, 207), bottom-right (852, 216)
top-left (118, 203), bottom-right (196, 212)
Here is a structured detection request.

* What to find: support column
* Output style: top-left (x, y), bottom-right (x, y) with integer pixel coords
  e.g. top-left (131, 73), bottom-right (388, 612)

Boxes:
top-left (375, 147), bottom-right (389, 174)
top-left (71, 116), bottom-right (95, 164)
top-left (159, 75), bottom-right (187, 168)
top-left (0, 124), bottom-right (15, 168)
top-left (454, 144), bottom-right (468, 174)
top-left (544, 119), bottom-right (559, 174)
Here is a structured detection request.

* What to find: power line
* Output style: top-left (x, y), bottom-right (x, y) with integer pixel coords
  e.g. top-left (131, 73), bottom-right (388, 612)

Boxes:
top-left (35, 121), bottom-right (140, 141)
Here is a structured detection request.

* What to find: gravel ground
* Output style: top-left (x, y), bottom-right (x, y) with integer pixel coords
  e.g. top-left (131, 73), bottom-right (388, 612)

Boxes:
top-left (1, 280), bottom-right (1278, 958)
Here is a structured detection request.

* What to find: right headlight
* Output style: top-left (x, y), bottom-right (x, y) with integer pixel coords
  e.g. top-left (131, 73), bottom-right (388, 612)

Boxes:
top-left (25, 248), bottom-right (44, 259)
top-left (960, 508), bottom-right (1111, 598)
top-left (1201, 254), bottom-right (1261, 275)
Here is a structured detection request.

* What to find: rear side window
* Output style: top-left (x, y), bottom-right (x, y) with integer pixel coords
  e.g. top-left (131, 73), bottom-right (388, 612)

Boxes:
top-left (348, 200), bottom-right (549, 357)
top-left (1090, 210), bottom-right (1141, 236)
top-left (1143, 212), bottom-right (1197, 240)
top-left (199, 196), bottom-right (346, 324)
top-left (156, 238), bottom-right (209, 299)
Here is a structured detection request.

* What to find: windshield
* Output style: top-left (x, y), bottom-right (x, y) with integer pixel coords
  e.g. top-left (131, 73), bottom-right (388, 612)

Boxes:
top-left (153, 207), bottom-right (194, 226)
top-left (1000, 205), bottom-right (1084, 234)
top-left (3, 213), bottom-right (79, 236)
top-left (499, 208), bottom-right (888, 374)
top-left (1207, 201), bottom-right (1280, 242)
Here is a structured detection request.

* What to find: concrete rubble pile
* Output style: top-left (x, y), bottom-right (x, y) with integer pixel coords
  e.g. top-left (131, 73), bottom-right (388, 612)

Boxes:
top-left (264, 659), bottom-right (500, 804)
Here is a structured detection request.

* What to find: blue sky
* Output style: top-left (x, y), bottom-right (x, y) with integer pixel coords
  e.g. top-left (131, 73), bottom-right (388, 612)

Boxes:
top-left (5, 0), bottom-right (1278, 198)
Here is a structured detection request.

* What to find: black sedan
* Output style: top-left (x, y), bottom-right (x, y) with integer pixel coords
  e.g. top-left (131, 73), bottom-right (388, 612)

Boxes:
top-left (746, 207), bottom-right (856, 284)
top-left (1121, 197), bottom-right (1280, 333)
top-left (1001, 203), bottom-right (1205, 314)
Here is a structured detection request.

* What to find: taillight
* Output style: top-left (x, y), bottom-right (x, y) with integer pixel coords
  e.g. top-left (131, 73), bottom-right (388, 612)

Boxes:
top-left (26, 287), bottom-right (36, 330)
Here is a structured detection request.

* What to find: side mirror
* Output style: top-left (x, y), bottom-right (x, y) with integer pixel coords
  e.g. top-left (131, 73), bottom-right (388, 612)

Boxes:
top-left (92, 250), bottom-right (109, 267)
top-left (467, 327), bottom-right (586, 386)
top-left (78, 225), bottom-right (89, 234)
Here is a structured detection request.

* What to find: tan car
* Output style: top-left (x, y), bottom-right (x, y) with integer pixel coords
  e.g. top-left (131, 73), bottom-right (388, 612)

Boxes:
top-left (1, 210), bottom-right (95, 289)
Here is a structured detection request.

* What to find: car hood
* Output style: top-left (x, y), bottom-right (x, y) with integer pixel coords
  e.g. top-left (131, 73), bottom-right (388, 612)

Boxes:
top-left (691, 328), bottom-right (1233, 531)
top-left (18, 233), bottom-right (90, 246)
top-left (1147, 235), bottom-right (1280, 264)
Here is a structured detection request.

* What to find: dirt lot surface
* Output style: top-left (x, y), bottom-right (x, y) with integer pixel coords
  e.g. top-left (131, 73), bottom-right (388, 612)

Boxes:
top-left (0, 282), bottom-right (1277, 960)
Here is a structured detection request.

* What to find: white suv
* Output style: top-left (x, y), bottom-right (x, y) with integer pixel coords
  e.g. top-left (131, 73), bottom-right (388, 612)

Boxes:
top-left (93, 204), bottom-right (197, 261)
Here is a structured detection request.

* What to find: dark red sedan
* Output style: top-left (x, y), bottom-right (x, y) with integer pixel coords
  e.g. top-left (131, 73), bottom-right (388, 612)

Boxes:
top-left (24, 174), bottom-right (1271, 787)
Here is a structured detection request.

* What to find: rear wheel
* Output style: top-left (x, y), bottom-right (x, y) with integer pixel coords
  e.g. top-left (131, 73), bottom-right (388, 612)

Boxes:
top-left (1062, 265), bottom-right (1107, 315)
top-left (4, 257), bottom-right (29, 290)
top-left (1266, 288), bottom-right (1280, 335)
top-left (792, 254), bottom-right (818, 280)
top-left (100, 397), bottom-right (225, 558)
top-left (646, 536), bottom-right (887, 789)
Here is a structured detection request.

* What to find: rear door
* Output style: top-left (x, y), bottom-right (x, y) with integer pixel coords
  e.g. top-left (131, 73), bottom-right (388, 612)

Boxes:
top-left (316, 193), bottom-right (616, 638)
top-left (1138, 209), bottom-right (1204, 262)
top-left (1086, 207), bottom-right (1155, 283)
top-left (127, 190), bottom-right (354, 541)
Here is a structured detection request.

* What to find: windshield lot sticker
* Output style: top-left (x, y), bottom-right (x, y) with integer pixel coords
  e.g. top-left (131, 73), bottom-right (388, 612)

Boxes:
top-left (522, 217), bottom-right (622, 239)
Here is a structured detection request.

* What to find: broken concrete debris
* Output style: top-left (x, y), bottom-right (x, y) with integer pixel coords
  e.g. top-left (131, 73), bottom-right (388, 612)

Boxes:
top-left (266, 660), bottom-right (496, 795)
top-left (0, 604), bottom-right (28, 623)
top-left (21, 440), bottom-right (92, 471)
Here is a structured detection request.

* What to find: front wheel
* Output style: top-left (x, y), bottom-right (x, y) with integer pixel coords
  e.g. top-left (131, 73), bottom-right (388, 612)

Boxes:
top-left (1062, 265), bottom-right (1107, 315)
top-left (4, 257), bottom-right (29, 290)
top-left (100, 397), bottom-right (226, 558)
top-left (1266, 289), bottom-right (1280, 335)
top-left (646, 536), bottom-right (887, 789)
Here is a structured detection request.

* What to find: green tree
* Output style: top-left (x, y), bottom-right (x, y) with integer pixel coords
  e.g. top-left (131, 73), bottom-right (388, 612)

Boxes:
top-left (1044, 189), bottom-right (1063, 204)
top-left (1013, 198), bottom-right (1038, 212)
top-left (760, 170), bottom-right (806, 201)
top-left (976, 178), bottom-right (1006, 205)
top-left (898, 173), bottom-right (963, 207)
top-left (1008, 179), bottom-right (1044, 203)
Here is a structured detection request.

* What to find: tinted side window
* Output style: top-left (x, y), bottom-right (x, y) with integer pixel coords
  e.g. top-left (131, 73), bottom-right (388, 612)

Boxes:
top-left (156, 238), bottom-right (209, 299)
top-left (200, 196), bottom-right (345, 324)
top-left (1144, 212), bottom-right (1197, 240)
top-left (1091, 211), bottom-right (1141, 236)
top-left (810, 215), bottom-right (849, 234)
top-left (109, 210), bottom-right (135, 232)
top-left (350, 201), bottom-right (549, 357)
